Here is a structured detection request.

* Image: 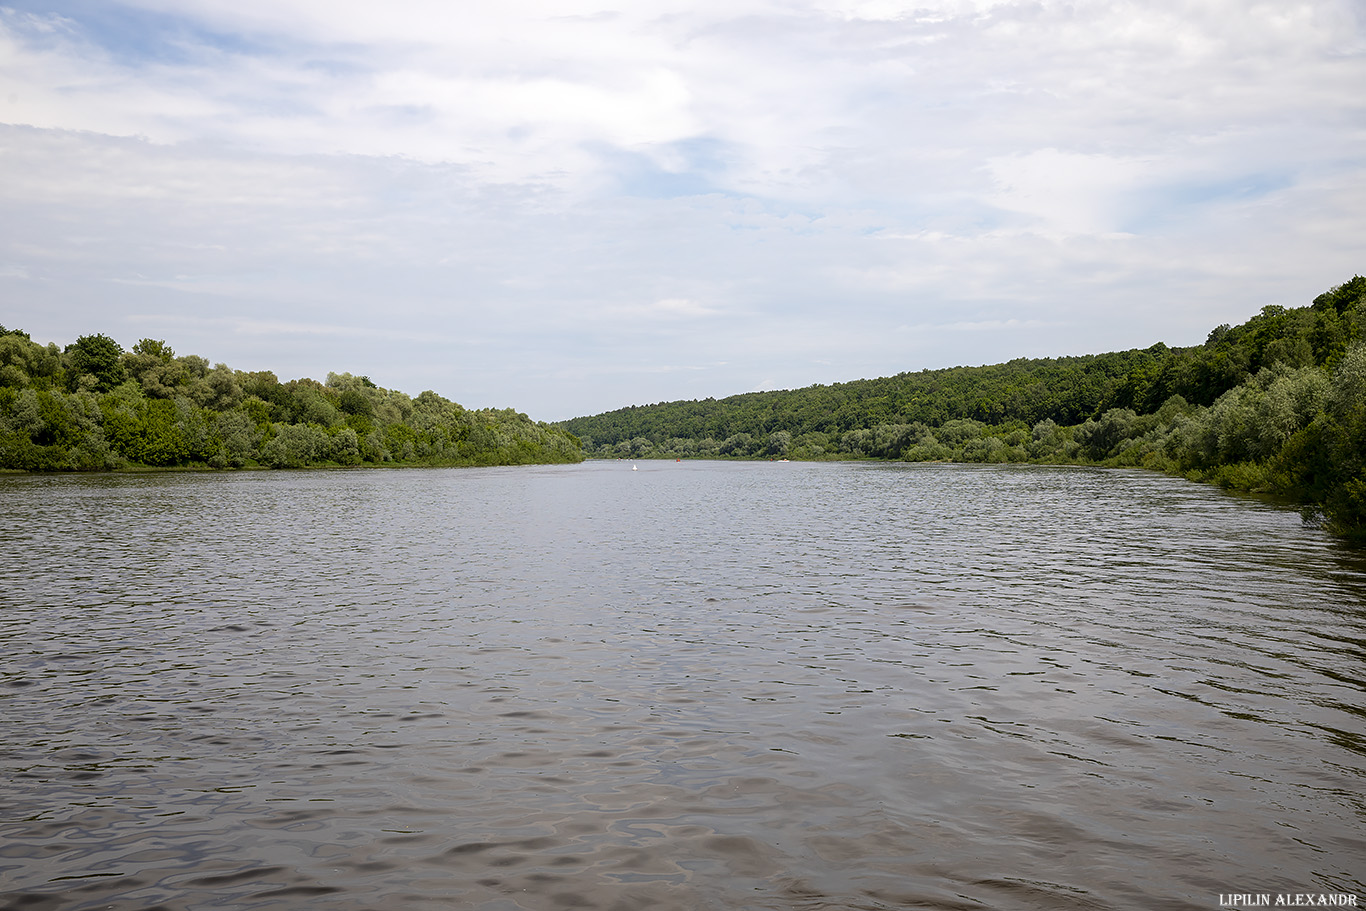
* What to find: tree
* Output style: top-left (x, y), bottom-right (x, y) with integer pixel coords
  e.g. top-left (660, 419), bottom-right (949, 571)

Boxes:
top-left (0, 334), bottom-right (45, 388)
top-left (262, 423), bottom-right (328, 468)
top-left (131, 338), bottom-right (174, 360)
top-left (1319, 344), bottom-right (1366, 535)
top-left (213, 410), bottom-right (261, 467)
top-left (66, 334), bottom-right (126, 392)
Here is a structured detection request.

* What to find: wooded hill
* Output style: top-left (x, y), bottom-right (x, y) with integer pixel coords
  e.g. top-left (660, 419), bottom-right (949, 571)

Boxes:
top-left (0, 334), bottom-right (583, 471)
top-left (563, 276), bottom-right (1366, 538)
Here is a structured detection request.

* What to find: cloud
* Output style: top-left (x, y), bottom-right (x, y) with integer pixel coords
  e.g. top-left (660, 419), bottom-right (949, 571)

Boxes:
top-left (1, 0), bottom-right (1364, 419)
top-left (900, 317), bottom-right (1057, 333)
top-left (606, 298), bottom-right (724, 321)
top-left (985, 149), bottom-right (1148, 237)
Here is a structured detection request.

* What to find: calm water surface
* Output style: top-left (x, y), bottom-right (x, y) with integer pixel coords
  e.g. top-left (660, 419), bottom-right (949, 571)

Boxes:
top-left (2, 461), bottom-right (1364, 910)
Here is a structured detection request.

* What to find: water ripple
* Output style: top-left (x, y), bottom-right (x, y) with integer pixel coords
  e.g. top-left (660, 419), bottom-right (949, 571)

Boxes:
top-left (2, 462), bottom-right (1363, 910)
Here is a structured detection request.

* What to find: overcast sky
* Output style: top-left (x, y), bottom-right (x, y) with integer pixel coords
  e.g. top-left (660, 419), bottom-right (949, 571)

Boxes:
top-left (2, 1), bottom-right (1363, 420)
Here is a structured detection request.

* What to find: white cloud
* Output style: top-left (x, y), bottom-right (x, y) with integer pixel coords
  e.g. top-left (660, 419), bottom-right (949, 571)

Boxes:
top-left (1, 0), bottom-right (1363, 418)
top-left (985, 149), bottom-right (1140, 236)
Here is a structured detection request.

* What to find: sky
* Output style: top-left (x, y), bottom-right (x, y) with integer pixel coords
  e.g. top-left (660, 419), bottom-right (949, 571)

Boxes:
top-left (1, 1), bottom-right (1364, 421)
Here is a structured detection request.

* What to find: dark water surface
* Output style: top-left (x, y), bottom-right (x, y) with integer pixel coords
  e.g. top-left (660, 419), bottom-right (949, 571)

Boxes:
top-left (2, 461), bottom-right (1364, 910)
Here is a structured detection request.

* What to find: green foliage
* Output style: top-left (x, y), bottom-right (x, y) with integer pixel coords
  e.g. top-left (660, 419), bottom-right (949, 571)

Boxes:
top-left (123, 339), bottom-right (233, 408)
top-left (4, 279), bottom-right (1363, 537)
top-left (562, 276), bottom-right (1366, 540)
top-left (101, 396), bottom-right (190, 466)
top-left (566, 348), bottom-right (1170, 452)
top-left (1312, 275), bottom-right (1366, 315)
top-left (262, 422), bottom-right (328, 468)
top-left (1288, 343), bottom-right (1366, 537)
top-left (0, 334), bottom-right (62, 390)
top-left (66, 334), bottom-right (126, 392)
top-left (0, 333), bottom-right (582, 473)
top-left (213, 410), bottom-right (262, 467)
top-left (132, 338), bottom-right (175, 360)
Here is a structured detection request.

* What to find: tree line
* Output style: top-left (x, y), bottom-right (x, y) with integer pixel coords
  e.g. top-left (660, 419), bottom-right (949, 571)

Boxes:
top-left (0, 333), bottom-right (584, 471)
top-left (562, 277), bottom-right (1366, 539)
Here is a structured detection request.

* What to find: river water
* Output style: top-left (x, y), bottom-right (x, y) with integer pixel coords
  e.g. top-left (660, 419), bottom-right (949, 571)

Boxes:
top-left (2, 461), bottom-right (1363, 911)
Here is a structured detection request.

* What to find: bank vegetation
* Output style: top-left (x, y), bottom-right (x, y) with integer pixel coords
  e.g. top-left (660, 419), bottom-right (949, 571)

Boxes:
top-left (563, 277), bottom-right (1366, 539)
top-left (0, 334), bottom-right (583, 471)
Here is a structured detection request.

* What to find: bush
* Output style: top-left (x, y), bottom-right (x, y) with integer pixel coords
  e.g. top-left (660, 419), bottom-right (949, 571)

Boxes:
top-left (262, 423), bottom-right (329, 468)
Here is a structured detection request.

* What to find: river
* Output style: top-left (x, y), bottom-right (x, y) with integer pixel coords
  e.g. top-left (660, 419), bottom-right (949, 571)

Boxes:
top-left (2, 461), bottom-right (1363, 910)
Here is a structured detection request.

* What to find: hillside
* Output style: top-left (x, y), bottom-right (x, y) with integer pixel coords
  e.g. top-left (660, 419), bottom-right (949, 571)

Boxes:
top-left (563, 277), bottom-right (1366, 538)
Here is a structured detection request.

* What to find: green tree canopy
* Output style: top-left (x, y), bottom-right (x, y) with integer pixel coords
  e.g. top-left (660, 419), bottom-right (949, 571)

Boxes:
top-left (66, 334), bottom-right (126, 392)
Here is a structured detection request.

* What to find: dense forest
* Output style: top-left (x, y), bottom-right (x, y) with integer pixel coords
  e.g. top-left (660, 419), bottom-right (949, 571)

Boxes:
top-left (0, 333), bottom-right (583, 471)
top-left (5, 277), bottom-right (1363, 536)
top-left (563, 277), bottom-right (1366, 539)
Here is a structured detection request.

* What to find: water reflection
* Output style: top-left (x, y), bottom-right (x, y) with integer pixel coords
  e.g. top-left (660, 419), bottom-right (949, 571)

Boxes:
top-left (1, 462), bottom-right (1363, 910)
